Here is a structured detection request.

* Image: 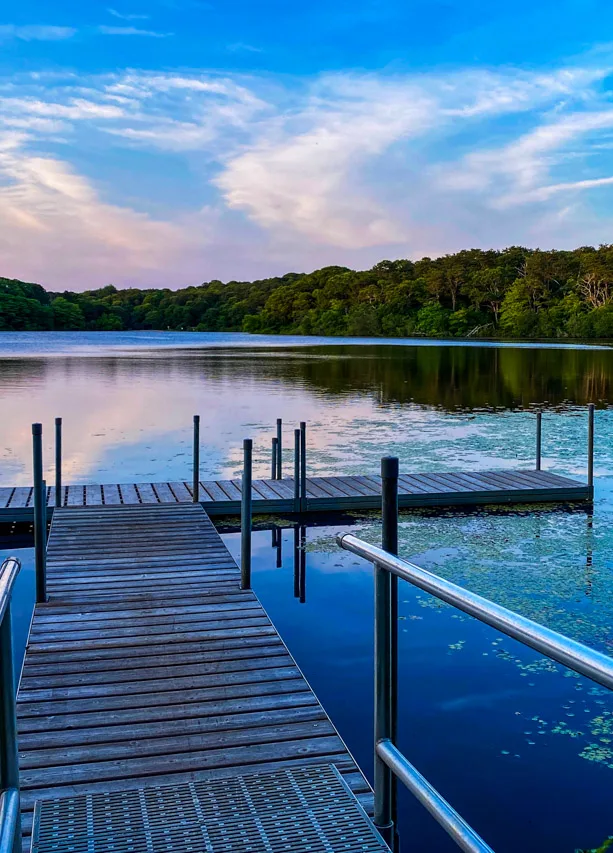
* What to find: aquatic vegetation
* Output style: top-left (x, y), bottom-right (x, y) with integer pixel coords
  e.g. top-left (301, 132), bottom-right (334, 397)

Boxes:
top-left (577, 839), bottom-right (613, 853)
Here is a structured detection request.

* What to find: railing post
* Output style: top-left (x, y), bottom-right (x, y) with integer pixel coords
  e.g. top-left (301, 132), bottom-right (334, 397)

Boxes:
top-left (241, 439), bottom-right (252, 590)
top-left (588, 403), bottom-right (594, 494)
top-left (55, 417), bottom-right (62, 508)
top-left (192, 415), bottom-right (200, 503)
top-left (300, 422), bottom-right (307, 512)
top-left (0, 559), bottom-right (22, 853)
top-left (276, 418), bottom-right (283, 480)
top-left (536, 411), bottom-right (542, 472)
top-left (294, 429), bottom-right (300, 513)
top-left (32, 423), bottom-right (47, 604)
top-left (381, 456), bottom-right (399, 843)
top-left (271, 437), bottom-right (278, 480)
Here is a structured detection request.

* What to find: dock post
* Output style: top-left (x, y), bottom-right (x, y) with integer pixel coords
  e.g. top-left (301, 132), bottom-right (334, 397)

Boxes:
top-left (294, 429), bottom-right (300, 512)
top-left (271, 437), bottom-right (278, 480)
top-left (55, 417), bottom-right (62, 507)
top-left (588, 403), bottom-right (594, 494)
top-left (380, 456), bottom-right (399, 844)
top-left (300, 422), bottom-right (307, 512)
top-left (192, 415), bottom-right (200, 503)
top-left (0, 557), bottom-right (22, 853)
top-left (374, 458), bottom-right (395, 844)
top-left (241, 439), bottom-right (252, 590)
top-left (32, 424), bottom-right (47, 604)
top-left (276, 419), bottom-right (282, 479)
top-left (536, 411), bottom-right (542, 471)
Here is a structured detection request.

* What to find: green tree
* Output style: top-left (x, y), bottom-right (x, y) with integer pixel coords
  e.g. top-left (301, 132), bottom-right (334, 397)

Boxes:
top-left (51, 297), bottom-right (86, 330)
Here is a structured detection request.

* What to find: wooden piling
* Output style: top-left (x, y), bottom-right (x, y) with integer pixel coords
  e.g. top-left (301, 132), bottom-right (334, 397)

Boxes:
top-left (241, 438), bottom-right (252, 589)
top-left (294, 429), bottom-right (300, 512)
top-left (276, 419), bottom-right (283, 479)
top-left (536, 411), bottom-right (542, 472)
top-left (300, 422), bottom-right (307, 512)
top-left (32, 424), bottom-right (47, 603)
top-left (192, 415), bottom-right (200, 503)
top-left (55, 417), bottom-right (62, 508)
top-left (381, 456), bottom-right (399, 837)
top-left (272, 437), bottom-right (278, 480)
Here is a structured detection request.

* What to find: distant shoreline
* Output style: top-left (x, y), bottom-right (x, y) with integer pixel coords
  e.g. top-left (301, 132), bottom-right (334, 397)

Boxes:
top-left (5, 245), bottom-right (613, 340)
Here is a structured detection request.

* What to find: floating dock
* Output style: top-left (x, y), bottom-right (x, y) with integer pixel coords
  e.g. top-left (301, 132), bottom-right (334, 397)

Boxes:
top-left (0, 469), bottom-right (591, 522)
top-left (16, 503), bottom-right (373, 853)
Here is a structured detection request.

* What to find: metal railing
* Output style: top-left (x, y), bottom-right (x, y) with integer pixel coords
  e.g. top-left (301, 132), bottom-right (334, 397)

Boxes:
top-left (0, 557), bottom-right (22, 853)
top-left (337, 456), bottom-right (612, 853)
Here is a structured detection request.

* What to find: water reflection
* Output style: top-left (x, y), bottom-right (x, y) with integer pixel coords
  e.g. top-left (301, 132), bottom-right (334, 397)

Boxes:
top-left (293, 525), bottom-right (306, 604)
top-left (0, 336), bottom-right (610, 488)
top-left (1, 343), bottom-right (613, 408)
top-left (1, 333), bottom-right (612, 851)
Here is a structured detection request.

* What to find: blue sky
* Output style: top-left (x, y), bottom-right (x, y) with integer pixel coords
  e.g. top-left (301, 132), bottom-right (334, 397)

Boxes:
top-left (3, 0), bottom-right (613, 290)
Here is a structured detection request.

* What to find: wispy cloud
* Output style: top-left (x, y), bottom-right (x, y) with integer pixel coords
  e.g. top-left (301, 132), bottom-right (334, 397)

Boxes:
top-left (98, 25), bottom-right (172, 37)
top-left (5, 58), bottom-right (613, 289)
top-left (439, 108), bottom-right (613, 208)
top-left (227, 42), bottom-right (262, 54)
top-left (107, 8), bottom-right (150, 21)
top-left (0, 136), bottom-right (202, 287)
top-left (0, 24), bottom-right (76, 41)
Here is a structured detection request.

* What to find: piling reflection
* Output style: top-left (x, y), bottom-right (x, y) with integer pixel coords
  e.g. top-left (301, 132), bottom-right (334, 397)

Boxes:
top-left (291, 525), bottom-right (306, 603)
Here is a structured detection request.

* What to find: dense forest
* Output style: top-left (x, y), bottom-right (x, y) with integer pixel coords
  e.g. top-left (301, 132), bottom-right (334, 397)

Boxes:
top-left (5, 245), bottom-right (613, 338)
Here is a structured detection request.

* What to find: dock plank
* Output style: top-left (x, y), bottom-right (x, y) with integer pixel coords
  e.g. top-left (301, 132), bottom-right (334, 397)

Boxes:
top-left (85, 484), bottom-right (103, 506)
top-left (16, 502), bottom-right (372, 850)
top-left (152, 482), bottom-right (177, 503)
top-left (9, 487), bottom-right (32, 509)
top-left (118, 483), bottom-right (140, 504)
top-left (0, 487), bottom-right (14, 509)
top-left (0, 469), bottom-right (591, 522)
top-left (66, 485), bottom-right (85, 507)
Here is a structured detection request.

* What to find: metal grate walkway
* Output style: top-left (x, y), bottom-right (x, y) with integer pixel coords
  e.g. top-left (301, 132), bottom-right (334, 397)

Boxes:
top-left (32, 765), bottom-right (387, 853)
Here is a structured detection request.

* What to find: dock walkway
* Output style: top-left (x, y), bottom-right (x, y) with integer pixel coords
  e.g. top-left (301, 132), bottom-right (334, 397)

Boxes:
top-left (1, 469), bottom-right (591, 521)
top-left (16, 503), bottom-right (372, 852)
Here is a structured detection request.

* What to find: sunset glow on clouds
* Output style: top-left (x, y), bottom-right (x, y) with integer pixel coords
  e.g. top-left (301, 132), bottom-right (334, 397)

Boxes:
top-left (3, 0), bottom-right (613, 290)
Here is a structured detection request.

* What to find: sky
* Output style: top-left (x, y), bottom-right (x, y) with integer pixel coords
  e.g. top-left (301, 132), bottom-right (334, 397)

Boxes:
top-left (3, 0), bottom-right (613, 291)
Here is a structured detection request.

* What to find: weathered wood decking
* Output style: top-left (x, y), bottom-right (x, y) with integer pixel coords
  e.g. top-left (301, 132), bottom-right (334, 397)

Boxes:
top-left (0, 469), bottom-right (591, 521)
top-left (16, 503), bottom-right (372, 852)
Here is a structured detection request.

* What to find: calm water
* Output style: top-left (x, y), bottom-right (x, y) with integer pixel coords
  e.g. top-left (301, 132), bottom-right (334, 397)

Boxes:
top-left (1, 331), bottom-right (612, 853)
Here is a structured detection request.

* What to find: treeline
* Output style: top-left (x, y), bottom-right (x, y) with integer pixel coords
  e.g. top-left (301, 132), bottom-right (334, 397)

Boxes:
top-left (5, 245), bottom-right (613, 337)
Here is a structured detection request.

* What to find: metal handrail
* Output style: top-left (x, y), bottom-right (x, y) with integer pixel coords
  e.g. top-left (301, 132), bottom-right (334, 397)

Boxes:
top-left (0, 791), bottom-right (20, 853)
top-left (337, 533), bottom-right (613, 690)
top-left (0, 559), bottom-right (20, 626)
top-left (336, 452), bottom-right (609, 853)
top-left (0, 557), bottom-right (22, 853)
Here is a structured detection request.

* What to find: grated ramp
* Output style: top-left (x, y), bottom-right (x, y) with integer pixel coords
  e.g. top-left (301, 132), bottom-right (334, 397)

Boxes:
top-left (31, 764), bottom-right (388, 853)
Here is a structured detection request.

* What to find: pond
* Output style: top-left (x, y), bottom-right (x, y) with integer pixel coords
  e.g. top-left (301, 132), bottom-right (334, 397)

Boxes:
top-left (0, 331), bottom-right (612, 853)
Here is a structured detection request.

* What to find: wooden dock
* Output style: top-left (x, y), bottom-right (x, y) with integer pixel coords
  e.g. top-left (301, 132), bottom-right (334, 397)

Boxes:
top-left (16, 503), bottom-right (373, 852)
top-left (0, 469), bottom-right (591, 522)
